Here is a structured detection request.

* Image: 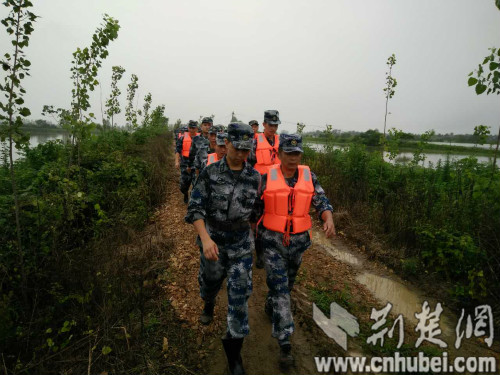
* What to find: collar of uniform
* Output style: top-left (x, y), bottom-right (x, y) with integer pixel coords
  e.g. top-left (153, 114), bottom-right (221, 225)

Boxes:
top-left (219, 156), bottom-right (251, 177)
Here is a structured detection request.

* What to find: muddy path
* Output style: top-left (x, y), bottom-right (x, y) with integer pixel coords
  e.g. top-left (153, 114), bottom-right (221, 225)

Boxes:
top-left (156, 160), bottom-right (499, 374)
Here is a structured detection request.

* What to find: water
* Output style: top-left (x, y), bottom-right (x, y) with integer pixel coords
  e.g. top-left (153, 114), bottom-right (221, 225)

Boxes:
top-left (305, 142), bottom-right (500, 168)
top-left (1, 131), bottom-right (68, 162)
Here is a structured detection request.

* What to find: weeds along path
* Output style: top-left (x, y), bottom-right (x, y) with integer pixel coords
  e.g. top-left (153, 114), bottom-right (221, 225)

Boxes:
top-left (156, 156), bottom-right (499, 374)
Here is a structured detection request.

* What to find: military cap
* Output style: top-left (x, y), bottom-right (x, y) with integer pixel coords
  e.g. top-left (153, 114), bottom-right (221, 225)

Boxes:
top-left (216, 125), bottom-right (226, 132)
top-left (279, 133), bottom-right (303, 153)
top-left (249, 120), bottom-right (259, 127)
top-left (227, 122), bottom-right (253, 150)
top-left (188, 120), bottom-right (198, 128)
top-left (264, 110), bottom-right (281, 125)
top-left (208, 126), bottom-right (218, 135)
top-left (201, 117), bottom-right (213, 124)
top-left (180, 126), bottom-right (188, 132)
top-left (216, 132), bottom-right (227, 146)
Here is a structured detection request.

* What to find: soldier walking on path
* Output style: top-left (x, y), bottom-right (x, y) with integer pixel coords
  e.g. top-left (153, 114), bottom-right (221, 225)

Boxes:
top-left (194, 125), bottom-right (218, 176)
top-left (185, 123), bottom-right (260, 375)
top-left (200, 132), bottom-right (227, 171)
top-left (249, 120), bottom-right (259, 139)
top-left (175, 120), bottom-right (199, 203)
top-left (252, 133), bottom-right (336, 369)
top-left (190, 116), bottom-right (213, 178)
top-left (248, 110), bottom-right (282, 269)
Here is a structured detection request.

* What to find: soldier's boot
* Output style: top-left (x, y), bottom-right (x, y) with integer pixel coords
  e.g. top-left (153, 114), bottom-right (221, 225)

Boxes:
top-left (255, 239), bottom-right (264, 269)
top-left (183, 192), bottom-right (189, 204)
top-left (279, 343), bottom-right (295, 369)
top-left (264, 298), bottom-right (272, 321)
top-left (199, 300), bottom-right (215, 325)
top-left (222, 336), bottom-right (246, 375)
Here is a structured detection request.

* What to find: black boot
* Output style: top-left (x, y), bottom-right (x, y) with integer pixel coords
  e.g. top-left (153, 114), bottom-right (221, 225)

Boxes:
top-left (199, 300), bottom-right (215, 325)
top-left (279, 343), bottom-right (294, 369)
top-left (222, 336), bottom-right (246, 375)
top-left (183, 192), bottom-right (189, 204)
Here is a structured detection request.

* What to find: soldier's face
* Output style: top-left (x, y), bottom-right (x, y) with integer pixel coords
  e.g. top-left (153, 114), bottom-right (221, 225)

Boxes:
top-left (216, 144), bottom-right (227, 159)
top-left (225, 140), bottom-right (250, 165)
top-left (209, 133), bottom-right (216, 144)
top-left (263, 122), bottom-right (278, 137)
top-left (201, 122), bottom-right (211, 134)
top-left (279, 149), bottom-right (302, 170)
top-left (188, 127), bottom-right (197, 136)
top-left (251, 125), bottom-right (259, 134)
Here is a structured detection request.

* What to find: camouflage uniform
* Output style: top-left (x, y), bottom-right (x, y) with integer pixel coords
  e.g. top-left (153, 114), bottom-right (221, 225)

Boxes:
top-left (253, 136), bottom-right (333, 345)
top-left (186, 155), bottom-right (261, 338)
top-left (175, 131), bottom-right (195, 195)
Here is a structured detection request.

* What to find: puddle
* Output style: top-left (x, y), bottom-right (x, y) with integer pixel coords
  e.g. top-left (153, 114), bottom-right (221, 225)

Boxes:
top-left (311, 230), bottom-right (361, 266)
top-left (356, 272), bottom-right (453, 337)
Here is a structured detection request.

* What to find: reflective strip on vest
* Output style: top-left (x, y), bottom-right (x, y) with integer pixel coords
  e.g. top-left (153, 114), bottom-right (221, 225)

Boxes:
top-left (262, 165), bottom-right (314, 234)
top-left (255, 134), bottom-right (280, 175)
top-left (207, 153), bottom-right (218, 166)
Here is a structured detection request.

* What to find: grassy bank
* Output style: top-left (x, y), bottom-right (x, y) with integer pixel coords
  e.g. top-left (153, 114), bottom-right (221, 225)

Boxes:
top-left (0, 125), bottom-right (199, 374)
top-left (303, 144), bottom-right (500, 318)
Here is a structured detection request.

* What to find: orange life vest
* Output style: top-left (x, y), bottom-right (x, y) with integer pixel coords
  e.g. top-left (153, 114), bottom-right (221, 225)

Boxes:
top-left (206, 153), bottom-right (219, 166)
top-left (255, 134), bottom-right (280, 174)
top-left (181, 132), bottom-right (199, 158)
top-left (262, 165), bottom-right (314, 245)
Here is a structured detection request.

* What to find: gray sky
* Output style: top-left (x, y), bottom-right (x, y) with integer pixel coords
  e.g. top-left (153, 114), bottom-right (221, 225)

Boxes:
top-left (2, 0), bottom-right (499, 134)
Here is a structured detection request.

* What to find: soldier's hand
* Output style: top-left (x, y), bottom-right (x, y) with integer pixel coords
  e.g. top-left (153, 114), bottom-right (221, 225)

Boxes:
top-left (175, 161), bottom-right (180, 169)
top-left (202, 238), bottom-right (219, 261)
top-left (323, 219), bottom-right (336, 238)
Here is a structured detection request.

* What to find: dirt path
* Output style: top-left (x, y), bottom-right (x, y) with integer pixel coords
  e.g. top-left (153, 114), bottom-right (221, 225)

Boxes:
top-left (156, 161), bottom-right (499, 374)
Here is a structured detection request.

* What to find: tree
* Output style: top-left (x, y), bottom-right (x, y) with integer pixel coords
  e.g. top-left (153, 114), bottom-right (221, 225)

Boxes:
top-left (383, 54), bottom-right (397, 138)
top-left (105, 65), bottom-right (125, 128)
top-left (296, 122), bottom-right (306, 134)
top-left (141, 92), bottom-right (152, 127)
top-left (468, 46), bottom-right (500, 171)
top-left (0, 0), bottom-right (38, 302)
top-left (125, 74), bottom-right (139, 128)
top-left (473, 125), bottom-right (491, 146)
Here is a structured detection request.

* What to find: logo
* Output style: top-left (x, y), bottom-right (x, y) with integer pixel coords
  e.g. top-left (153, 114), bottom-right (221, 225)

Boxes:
top-left (243, 134), bottom-right (249, 140)
top-left (272, 115), bottom-right (278, 121)
top-left (291, 139), bottom-right (297, 146)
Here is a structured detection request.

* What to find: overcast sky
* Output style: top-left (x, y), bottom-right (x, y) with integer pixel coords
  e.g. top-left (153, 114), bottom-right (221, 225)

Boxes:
top-left (2, 0), bottom-right (499, 134)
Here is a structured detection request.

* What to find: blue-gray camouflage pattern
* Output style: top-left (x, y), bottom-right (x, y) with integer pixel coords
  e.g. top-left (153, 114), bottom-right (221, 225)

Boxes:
top-left (261, 227), bottom-right (310, 341)
top-left (197, 227), bottom-right (254, 338)
top-left (253, 166), bottom-right (333, 342)
top-left (185, 157), bottom-right (261, 338)
top-left (175, 134), bottom-right (195, 193)
top-left (194, 143), bottom-right (215, 172)
top-left (189, 134), bottom-right (210, 170)
top-left (186, 157), bottom-right (261, 224)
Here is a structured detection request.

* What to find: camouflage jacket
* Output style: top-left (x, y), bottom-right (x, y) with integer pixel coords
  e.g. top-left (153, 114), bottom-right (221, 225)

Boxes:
top-left (189, 134), bottom-right (210, 169)
top-left (252, 167), bottom-right (333, 222)
top-left (194, 143), bottom-right (216, 172)
top-left (185, 157), bottom-right (261, 225)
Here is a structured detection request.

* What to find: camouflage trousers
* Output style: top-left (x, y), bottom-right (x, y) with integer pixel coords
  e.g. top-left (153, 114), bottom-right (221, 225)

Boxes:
top-left (261, 227), bottom-right (311, 343)
top-left (179, 164), bottom-right (194, 194)
top-left (198, 226), bottom-right (254, 338)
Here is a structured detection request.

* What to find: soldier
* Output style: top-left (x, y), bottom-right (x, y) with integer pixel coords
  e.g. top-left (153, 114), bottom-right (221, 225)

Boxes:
top-left (249, 120), bottom-right (259, 138)
top-left (194, 126), bottom-right (218, 176)
top-left (185, 123), bottom-right (260, 375)
top-left (200, 132), bottom-right (227, 171)
top-left (253, 133), bottom-right (335, 369)
top-left (248, 110), bottom-right (282, 269)
top-left (175, 121), bottom-right (199, 203)
top-left (190, 117), bottom-right (213, 177)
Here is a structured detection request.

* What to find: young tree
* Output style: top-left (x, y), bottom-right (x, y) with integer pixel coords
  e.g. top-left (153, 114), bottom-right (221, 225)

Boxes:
top-left (468, 47), bottom-right (500, 170)
top-left (296, 122), bottom-right (306, 134)
top-left (0, 0), bottom-right (38, 300)
top-left (383, 54), bottom-right (397, 138)
top-left (105, 65), bottom-right (125, 128)
top-left (141, 92), bottom-right (152, 127)
top-left (125, 74), bottom-right (139, 128)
